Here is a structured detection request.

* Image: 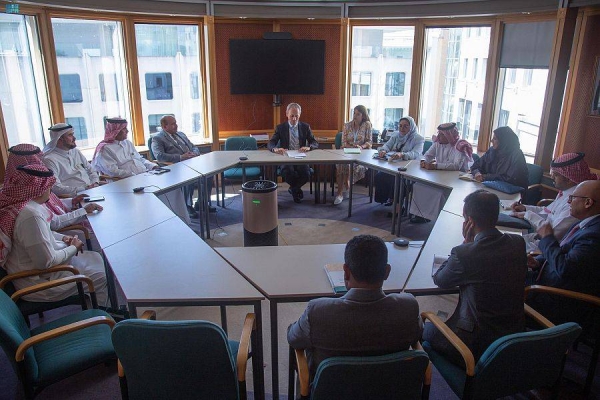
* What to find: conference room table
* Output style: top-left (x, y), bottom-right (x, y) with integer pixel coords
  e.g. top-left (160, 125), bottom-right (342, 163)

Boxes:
top-left (215, 241), bottom-right (424, 400)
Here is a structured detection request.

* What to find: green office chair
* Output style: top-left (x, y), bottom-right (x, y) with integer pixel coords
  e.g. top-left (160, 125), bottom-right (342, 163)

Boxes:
top-left (524, 162), bottom-right (544, 205)
top-left (421, 307), bottom-right (582, 399)
top-left (422, 140), bottom-right (433, 154)
top-left (0, 265), bottom-right (88, 326)
top-left (334, 131), bottom-right (343, 149)
top-left (290, 347), bottom-right (430, 400)
top-left (0, 280), bottom-right (115, 399)
top-left (112, 313), bottom-right (258, 400)
top-left (221, 137), bottom-right (262, 207)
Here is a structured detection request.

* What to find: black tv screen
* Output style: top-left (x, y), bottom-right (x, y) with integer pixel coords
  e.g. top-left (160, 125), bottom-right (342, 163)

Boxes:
top-left (229, 39), bottom-right (325, 95)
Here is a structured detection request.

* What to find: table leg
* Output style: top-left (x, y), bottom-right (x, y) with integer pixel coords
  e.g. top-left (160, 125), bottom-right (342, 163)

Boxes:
top-left (395, 175), bottom-right (406, 236)
top-left (348, 162), bottom-right (354, 218)
top-left (270, 301), bottom-right (279, 400)
top-left (197, 178), bottom-right (206, 240)
top-left (128, 303), bottom-right (138, 318)
top-left (203, 176), bottom-right (210, 239)
top-left (102, 252), bottom-right (119, 310)
top-left (252, 301), bottom-right (265, 400)
top-left (369, 168), bottom-right (374, 202)
top-left (220, 305), bottom-right (228, 334)
top-left (391, 174), bottom-right (401, 235)
top-left (288, 345), bottom-right (296, 400)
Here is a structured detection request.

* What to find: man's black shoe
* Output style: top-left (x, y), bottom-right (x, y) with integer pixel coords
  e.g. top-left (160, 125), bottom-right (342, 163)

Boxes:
top-left (187, 206), bottom-right (199, 219)
top-left (410, 215), bottom-right (429, 223)
top-left (297, 189), bottom-right (304, 199)
top-left (194, 201), bottom-right (200, 211)
top-left (99, 306), bottom-right (130, 322)
top-left (208, 205), bottom-right (217, 213)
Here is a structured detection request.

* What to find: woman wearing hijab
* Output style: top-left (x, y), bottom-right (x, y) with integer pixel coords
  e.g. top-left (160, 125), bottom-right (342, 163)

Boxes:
top-left (471, 126), bottom-right (528, 190)
top-left (4, 144), bottom-right (101, 231)
top-left (409, 123), bottom-right (474, 223)
top-left (333, 105), bottom-right (372, 205)
top-left (374, 116), bottom-right (424, 205)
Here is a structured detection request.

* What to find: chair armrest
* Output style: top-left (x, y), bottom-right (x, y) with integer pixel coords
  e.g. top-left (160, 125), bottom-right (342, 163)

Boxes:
top-left (294, 348), bottom-right (310, 398)
top-left (0, 264), bottom-right (80, 289)
top-left (524, 304), bottom-right (554, 329)
top-left (11, 275), bottom-right (94, 302)
top-left (56, 224), bottom-right (91, 241)
top-left (536, 199), bottom-right (554, 207)
top-left (236, 313), bottom-right (255, 382)
top-left (525, 285), bottom-right (600, 307)
top-left (15, 315), bottom-right (115, 361)
top-left (413, 342), bottom-right (432, 386)
top-left (421, 311), bottom-right (475, 376)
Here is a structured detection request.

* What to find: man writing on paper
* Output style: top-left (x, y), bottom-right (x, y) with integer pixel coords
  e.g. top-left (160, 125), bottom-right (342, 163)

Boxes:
top-left (510, 152), bottom-right (597, 250)
top-left (0, 164), bottom-right (108, 305)
top-left (42, 123), bottom-right (101, 197)
top-left (92, 117), bottom-right (190, 223)
top-left (268, 103), bottom-right (318, 203)
top-left (422, 190), bottom-right (526, 366)
top-left (287, 234), bottom-right (422, 377)
top-left (151, 115), bottom-right (214, 218)
top-left (526, 180), bottom-right (600, 323)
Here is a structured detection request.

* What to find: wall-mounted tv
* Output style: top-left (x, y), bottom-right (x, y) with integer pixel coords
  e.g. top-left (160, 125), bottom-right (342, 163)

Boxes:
top-left (229, 39), bottom-right (325, 95)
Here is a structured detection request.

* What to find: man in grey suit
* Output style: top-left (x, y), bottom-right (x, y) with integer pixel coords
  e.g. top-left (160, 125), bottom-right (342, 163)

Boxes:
top-left (150, 115), bottom-right (214, 217)
top-left (422, 190), bottom-right (526, 366)
top-left (287, 234), bottom-right (422, 377)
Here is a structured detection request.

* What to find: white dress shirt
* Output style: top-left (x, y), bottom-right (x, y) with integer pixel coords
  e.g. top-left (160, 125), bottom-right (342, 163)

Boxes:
top-left (43, 148), bottom-right (99, 196)
top-left (92, 140), bottom-right (157, 178)
top-left (424, 142), bottom-right (470, 172)
top-left (523, 185), bottom-right (578, 240)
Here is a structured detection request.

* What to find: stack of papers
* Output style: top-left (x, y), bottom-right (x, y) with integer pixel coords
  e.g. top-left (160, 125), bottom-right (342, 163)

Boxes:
top-left (286, 150), bottom-right (306, 158)
top-left (459, 173), bottom-right (478, 182)
top-left (343, 148), bottom-right (361, 154)
top-left (324, 263), bottom-right (347, 294)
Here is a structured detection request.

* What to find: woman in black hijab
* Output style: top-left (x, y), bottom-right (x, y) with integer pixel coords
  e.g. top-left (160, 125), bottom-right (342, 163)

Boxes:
top-left (471, 126), bottom-right (528, 189)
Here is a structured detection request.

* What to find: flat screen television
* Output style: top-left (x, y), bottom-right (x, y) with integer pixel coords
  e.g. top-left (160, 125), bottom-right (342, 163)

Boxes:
top-left (229, 39), bottom-right (325, 95)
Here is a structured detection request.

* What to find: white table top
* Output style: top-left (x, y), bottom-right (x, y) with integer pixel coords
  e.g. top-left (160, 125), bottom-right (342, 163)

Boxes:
top-left (215, 242), bottom-right (422, 299)
top-left (103, 217), bottom-right (264, 303)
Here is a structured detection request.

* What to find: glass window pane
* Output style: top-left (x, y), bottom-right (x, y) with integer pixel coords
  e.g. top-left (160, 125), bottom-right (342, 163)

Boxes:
top-left (51, 18), bottom-right (130, 150)
top-left (420, 27), bottom-right (491, 147)
top-left (0, 14), bottom-right (51, 148)
top-left (351, 26), bottom-right (414, 132)
top-left (135, 23), bottom-right (205, 143)
top-left (495, 68), bottom-right (549, 160)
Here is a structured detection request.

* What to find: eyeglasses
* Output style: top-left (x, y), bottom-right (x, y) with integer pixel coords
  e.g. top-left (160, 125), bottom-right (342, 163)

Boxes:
top-left (568, 195), bottom-right (596, 203)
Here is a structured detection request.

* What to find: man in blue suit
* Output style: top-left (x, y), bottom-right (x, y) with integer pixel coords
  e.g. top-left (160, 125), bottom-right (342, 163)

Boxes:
top-left (527, 179), bottom-right (600, 322)
top-left (268, 103), bottom-right (318, 203)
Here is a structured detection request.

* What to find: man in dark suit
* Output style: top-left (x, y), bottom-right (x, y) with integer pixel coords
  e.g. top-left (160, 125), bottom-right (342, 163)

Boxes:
top-left (151, 115), bottom-right (214, 217)
top-left (422, 190), bottom-right (526, 366)
top-left (287, 234), bottom-right (422, 377)
top-left (527, 179), bottom-right (600, 323)
top-left (268, 103), bottom-right (318, 203)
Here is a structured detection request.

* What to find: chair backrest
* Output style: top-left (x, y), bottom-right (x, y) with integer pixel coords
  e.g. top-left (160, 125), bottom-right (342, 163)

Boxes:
top-left (310, 350), bottom-right (429, 400)
top-left (469, 322), bottom-right (581, 399)
top-left (147, 136), bottom-right (155, 160)
top-left (0, 290), bottom-right (37, 381)
top-left (472, 153), bottom-right (480, 162)
top-left (334, 132), bottom-right (342, 149)
top-left (527, 163), bottom-right (543, 186)
top-left (422, 140), bottom-right (433, 154)
top-left (112, 319), bottom-right (239, 400)
top-left (225, 136), bottom-right (258, 151)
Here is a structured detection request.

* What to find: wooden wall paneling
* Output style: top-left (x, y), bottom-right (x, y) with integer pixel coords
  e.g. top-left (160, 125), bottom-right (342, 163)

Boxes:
top-left (0, 101), bottom-right (9, 182)
top-left (278, 21), bottom-right (342, 135)
top-left (536, 7), bottom-right (578, 169)
top-left (205, 16), bottom-right (221, 150)
top-left (214, 20), bottom-right (274, 136)
top-left (339, 18), bottom-right (349, 132)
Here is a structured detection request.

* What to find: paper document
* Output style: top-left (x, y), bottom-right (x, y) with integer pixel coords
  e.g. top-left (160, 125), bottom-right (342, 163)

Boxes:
top-left (432, 254), bottom-right (448, 277)
top-left (499, 200), bottom-right (514, 210)
top-left (459, 173), bottom-right (478, 182)
top-left (324, 263), bottom-right (347, 294)
top-left (343, 148), bottom-right (361, 154)
top-left (250, 133), bottom-right (269, 141)
top-left (286, 150), bottom-right (306, 158)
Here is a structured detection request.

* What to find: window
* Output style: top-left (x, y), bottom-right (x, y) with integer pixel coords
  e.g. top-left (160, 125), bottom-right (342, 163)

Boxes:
top-left (135, 23), bottom-right (205, 142)
top-left (480, 58), bottom-right (487, 81)
top-left (351, 72), bottom-right (371, 96)
top-left (191, 112), bottom-right (201, 133)
top-left (508, 68), bottom-right (517, 85)
top-left (522, 69), bottom-right (533, 86)
top-left (145, 72), bottom-right (173, 100)
top-left (190, 72), bottom-right (199, 99)
top-left (462, 59), bottom-right (469, 79)
top-left (498, 109), bottom-right (510, 127)
top-left (384, 108), bottom-right (403, 130)
top-left (419, 26), bottom-right (491, 143)
top-left (351, 26), bottom-right (414, 131)
top-left (52, 18), bottom-right (130, 150)
top-left (66, 117), bottom-right (88, 145)
top-left (59, 74), bottom-right (83, 103)
top-left (99, 73), bottom-right (119, 102)
top-left (385, 72), bottom-right (405, 96)
top-left (474, 103), bottom-right (482, 142)
top-left (0, 14), bottom-right (51, 148)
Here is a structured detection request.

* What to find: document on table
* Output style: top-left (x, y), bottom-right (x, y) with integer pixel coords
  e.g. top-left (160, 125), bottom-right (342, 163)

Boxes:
top-left (343, 147), bottom-right (361, 154)
top-left (286, 150), bottom-right (306, 158)
top-left (432, 254), bottom-right (448, 277)
top-left (324, 263), bottom-right (347, 294)
top-left (458, 173), bottom-right (478, 182)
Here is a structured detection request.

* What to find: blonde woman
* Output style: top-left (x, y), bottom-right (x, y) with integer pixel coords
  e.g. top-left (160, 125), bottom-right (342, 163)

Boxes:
top-left (334, 105), bottom-right (372, 205)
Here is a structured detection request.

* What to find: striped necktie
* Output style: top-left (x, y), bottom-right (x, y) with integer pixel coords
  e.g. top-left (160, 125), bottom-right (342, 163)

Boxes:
top-left (289, 125), bottom-right (299, 150)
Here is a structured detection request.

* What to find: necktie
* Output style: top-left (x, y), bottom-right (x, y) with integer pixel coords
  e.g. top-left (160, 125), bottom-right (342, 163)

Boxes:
top-left (559, 224), bottom-right (581, 247)
top-left (290, 125), bottom-right (299, 150)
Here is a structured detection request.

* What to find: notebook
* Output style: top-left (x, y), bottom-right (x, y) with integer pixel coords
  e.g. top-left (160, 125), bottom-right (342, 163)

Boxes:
top-left (343, 148), bottom-right (361, 154)
top-left (324, 263), bottom-right (347, 294)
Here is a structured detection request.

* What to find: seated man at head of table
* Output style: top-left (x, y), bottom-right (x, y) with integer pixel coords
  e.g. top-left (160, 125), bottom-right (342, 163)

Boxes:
top-left (268, 103), bottom-right (318, 203)
top-left (287, 234), bottom-right (422, 377)
top-left (526, 180), bottom-right (600, 323)
top-left (510, 152), bottom-right (597, 251)
top-left (422, 190), bottom-right (526, 367)
top-left (410, 122), bottom-right (473, 223)
top-left (0, 164), bottom-right (108, 306)
top-left (42, 123), bottom-right (101, 197)
top-left (91, 117), bottom-right (190, 223)
top-left (150, 115), bottom-right (214, 217)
